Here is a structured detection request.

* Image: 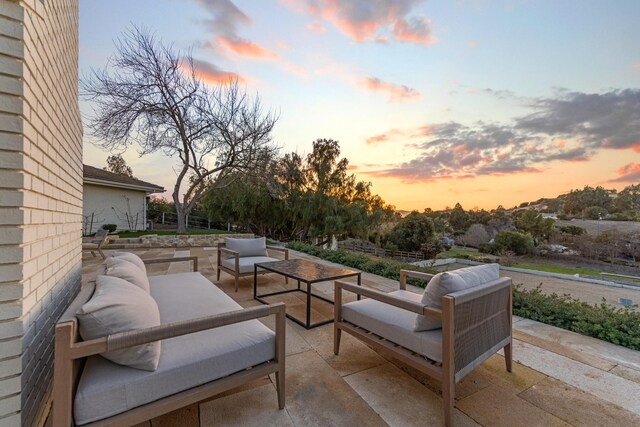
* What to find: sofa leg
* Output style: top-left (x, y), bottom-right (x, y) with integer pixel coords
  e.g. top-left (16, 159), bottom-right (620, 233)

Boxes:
top-left (275, 370), bottom-right (285, 409)
top-left (234, 276), bottom-right (239, 292)
top-left (442, 380), bottom-right (454, 427)
top-left (216, 268), bottom-right (221, 281)
top-left (334, 327), bottom-right (341, 355)
top-left (504, 342), bottom-right (512, 372)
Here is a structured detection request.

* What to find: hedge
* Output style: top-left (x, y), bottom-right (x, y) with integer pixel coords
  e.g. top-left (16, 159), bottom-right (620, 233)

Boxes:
top-left (287, 241), bottom-right (640, 350)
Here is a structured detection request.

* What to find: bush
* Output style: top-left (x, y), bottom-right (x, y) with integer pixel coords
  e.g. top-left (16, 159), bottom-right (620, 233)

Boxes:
top-left (582, 206), bottom-right (607, 220)
top-left (492, 230), bottom-right (534, 255)
top-left (513, 285), bottom-right (640, 350)
top-left (102, 224), bottom-right (117, 233)
top-left (558, 225), bottom-right (586, 236)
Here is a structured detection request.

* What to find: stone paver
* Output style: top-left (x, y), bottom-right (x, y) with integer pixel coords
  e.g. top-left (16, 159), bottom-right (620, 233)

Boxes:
top-left (79, 248), bottom-right (640, 426)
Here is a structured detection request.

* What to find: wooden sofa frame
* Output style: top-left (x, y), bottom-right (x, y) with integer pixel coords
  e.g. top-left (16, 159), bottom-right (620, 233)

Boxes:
top-left (53, 256), bottom-right (286, 427)
top-left (334, 270), bottom-right (512, 427)
top-left (216, 241), bottom-right (289, 291)
top-left (82, 229), bottom-right (109, 259)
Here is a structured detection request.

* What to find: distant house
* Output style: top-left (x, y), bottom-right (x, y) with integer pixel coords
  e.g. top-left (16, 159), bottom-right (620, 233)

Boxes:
top-left (83, 165), bottom-right (165, 234)
top-left (542, 213), bottom-right (558, 219)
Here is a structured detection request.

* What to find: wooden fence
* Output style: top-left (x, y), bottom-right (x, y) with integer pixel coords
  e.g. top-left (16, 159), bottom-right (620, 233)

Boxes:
top-left (337, 242), bottom-right (426, 261)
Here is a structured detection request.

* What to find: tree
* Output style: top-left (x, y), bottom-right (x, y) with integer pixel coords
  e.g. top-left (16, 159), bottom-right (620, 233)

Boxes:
top-left (386, 211), bottom-right (435, 252)
top-left (82, 27), bottom-right (278, 232)
top-left (582, 206), bottom-right (608, 220)
top-left (449, 203), bottom-right (470, 232)
top-left (459, 223), bottom-right (490, 248)
top-left (563, 186), bottom-right (613, 215)
top-left (104, 154), bottom-right (133, 177)
top-left (491, 230), bottom-right (534, 255)
top-left (513, 208), bottom-right (555, 242)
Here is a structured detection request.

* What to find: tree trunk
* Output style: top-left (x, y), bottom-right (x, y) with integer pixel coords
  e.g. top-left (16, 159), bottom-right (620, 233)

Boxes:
top-left (176, 206), bottom-right (187, 233)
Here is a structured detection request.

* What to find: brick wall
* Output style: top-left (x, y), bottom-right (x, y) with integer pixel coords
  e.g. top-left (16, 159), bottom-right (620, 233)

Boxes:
top-left (0, 1), bottom-right (82, 426)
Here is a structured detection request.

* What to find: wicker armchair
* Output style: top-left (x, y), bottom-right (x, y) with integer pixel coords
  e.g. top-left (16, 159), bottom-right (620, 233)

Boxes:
top-left (334, 268), bottom-right (512, 426)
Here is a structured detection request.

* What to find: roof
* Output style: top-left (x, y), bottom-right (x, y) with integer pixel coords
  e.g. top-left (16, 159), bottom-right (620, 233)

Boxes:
top-left (83, 165), bottom-right (165, 194)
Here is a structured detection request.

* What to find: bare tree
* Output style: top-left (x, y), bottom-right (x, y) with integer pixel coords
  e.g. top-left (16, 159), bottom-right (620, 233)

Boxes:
top-left (82, 27), bottom-right (278, 232)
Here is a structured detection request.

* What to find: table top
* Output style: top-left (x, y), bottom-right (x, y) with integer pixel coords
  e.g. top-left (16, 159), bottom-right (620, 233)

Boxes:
top-left (255, 258), bottom-right (360, 283)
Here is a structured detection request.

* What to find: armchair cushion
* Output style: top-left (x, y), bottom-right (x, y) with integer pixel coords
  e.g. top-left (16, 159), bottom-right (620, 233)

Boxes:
top-left (342, 290), bottom-right (443, 363)
top-left (106, 257), bottom-right (150, 293)
top-left (222, 256), bottom-right (279, 274)
top-left (111, 252), bottom-right (147, 274)
top-left (77, 275), bottom-right (161, 372)
top-left (224, 237), bottom-right (268, 258)
top-left (414, 263), bottom-right (500, 331)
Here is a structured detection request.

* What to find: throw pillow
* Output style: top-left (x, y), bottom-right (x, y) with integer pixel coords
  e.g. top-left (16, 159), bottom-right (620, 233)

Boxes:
top-left (224, 237), bottom-right (268, 258)
top-left (106, 257), bottom-right (150, 293)
top-left (111, 252), bottom-right (147, 274)
top-left (77, 275), bottom-right (161, 371)
top-left (414, 264), bottom-right (500, 331)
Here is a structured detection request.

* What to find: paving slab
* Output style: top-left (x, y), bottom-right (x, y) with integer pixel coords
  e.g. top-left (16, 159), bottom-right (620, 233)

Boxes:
top-left (519, 377), bottom-right (640, 427)
top-left (457, 382), bottom-right (571, 427)
top-left (344, 362), bottom-right (479, 427)
top-left (511, 340), bottom-right (640, 415)
top-left (610, 364), bottom-right (640, 384)
top-left (278, 350), bottom-right (387, 426)
top-left (199, 384), bottom-right (294, 427)
top-left (514, 318), bottom-right (640, 371)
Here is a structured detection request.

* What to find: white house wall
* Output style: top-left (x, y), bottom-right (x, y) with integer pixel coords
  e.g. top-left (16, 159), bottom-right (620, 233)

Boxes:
top-left (83, 184), bottom-right (148, 232)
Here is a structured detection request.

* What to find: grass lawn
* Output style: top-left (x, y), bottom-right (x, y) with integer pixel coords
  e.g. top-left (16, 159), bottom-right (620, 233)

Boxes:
top-left (437, 247), bottom-right (492, 259)
top-left (511, 264), bottom-right (600, 276)
top-left (114, 229), bottom-right (232, 238)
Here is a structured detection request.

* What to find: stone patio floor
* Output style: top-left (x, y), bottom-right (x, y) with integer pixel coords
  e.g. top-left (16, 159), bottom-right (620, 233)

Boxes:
top-left (79, 247), bottom-right (640, 427)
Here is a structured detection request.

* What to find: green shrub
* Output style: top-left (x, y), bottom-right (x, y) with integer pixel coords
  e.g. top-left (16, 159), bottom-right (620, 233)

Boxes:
top-left (492, 230), bottom-right (534, 255)
top-left (557, 225), bottom-right (586, 235)
top-left (513, 285), bottom-right (640, 350)
top-left (102, 224), bottom-right (117, 233)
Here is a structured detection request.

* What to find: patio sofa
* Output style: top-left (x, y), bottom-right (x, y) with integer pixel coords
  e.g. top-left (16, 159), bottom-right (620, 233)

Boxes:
top-left (53, 253), bottom-right (286, 426)
top-left (217, 237), bottom-right (288, 291)
top-left (334, 264), bottom-right (512, 427)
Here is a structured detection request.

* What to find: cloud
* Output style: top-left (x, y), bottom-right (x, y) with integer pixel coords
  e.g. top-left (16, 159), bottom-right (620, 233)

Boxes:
top-left (634, 63), bottom-right (640, 70)
top-left (362, 89), bottom-right (640, 182)
top-left (361, 77), bottom-right (420, 102)
top-left (196, 0), bottom-right (278, 60)
top-left (215, 36), bottom-right (279, 59)
top-left (307, 21), bottom-right (326, 33)
top-left (610, 162), bottom-right (640, 183)
top-left (467, 41), bottom-right (479, 49)
top-left (284, 0), bottom-right (434, 45)
top-left (391, 16), bottom-right (434, 45)
top-left (191, 59), bottom-right (243, 84)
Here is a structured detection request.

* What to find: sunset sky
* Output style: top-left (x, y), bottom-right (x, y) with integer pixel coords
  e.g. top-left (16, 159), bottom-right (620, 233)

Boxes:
top-left (80, 0), bottom-right (640, 211)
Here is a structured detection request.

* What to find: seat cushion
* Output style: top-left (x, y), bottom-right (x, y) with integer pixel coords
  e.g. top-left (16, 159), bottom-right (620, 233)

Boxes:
top-left (225, 237), bottom-right (268, 257)
top-left (342, 290), bottom-right (443, 363)
top-left (222, 256), bottom-right (279, 274)
top-left (77, 275), bottom-right (161, 371)
top-left (105, 257), bottom-right (150, 292)
top-left (414, 263), bottom-right (500, 331)
top-left (74, 272), bottom-right (276, 425)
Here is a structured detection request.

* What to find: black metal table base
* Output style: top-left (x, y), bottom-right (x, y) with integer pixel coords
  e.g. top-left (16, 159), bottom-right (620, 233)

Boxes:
top-left (253, 264), bottom-right (361, 329)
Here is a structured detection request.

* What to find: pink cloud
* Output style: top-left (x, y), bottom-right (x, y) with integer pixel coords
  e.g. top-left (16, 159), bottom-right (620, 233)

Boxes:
top-left (392, 17), bottom-right (434, 45)
top-left (467, 41), bottom-right (479, 49)
top-left (610, 162), bottom-right (640, 183)
top-left (634, 63), bottom-right (640, 70)
top-left (216, 36), bottom-right (280, 60)
top-left (361, 77), bottom-right (420, 102)
top-left (284, 0), bottom-right (434, 45)
top-left (191, 58), bottom-right (244, 84)
top-left (277, 41), bottom-right (290, 50)
top-left (307, 21), bottom-right (326, 33)
top-left (281, 62), bottom-right (308, 78)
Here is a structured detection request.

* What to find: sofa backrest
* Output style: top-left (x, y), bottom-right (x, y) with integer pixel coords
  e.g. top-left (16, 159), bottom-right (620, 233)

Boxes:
top-left (223, 237), bottom-right (268, 257)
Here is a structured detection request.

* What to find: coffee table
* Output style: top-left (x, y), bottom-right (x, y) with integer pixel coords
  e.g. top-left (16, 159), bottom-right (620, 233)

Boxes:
top-left (254, 259), bottom-right (361, 329)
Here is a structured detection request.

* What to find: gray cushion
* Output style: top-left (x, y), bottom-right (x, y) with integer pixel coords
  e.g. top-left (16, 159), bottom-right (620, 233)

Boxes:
top-left (105, 257), bottom-right (150, 292)
top-left (342, 290), bottom-right (442, 363)
top-left (74, 272), bottom-right (276, 425)
top-left (414, 263), bottom-right (500, 331)
top-left (76, 275), bottom-right (161, 372)
top-left (111, 252), bottom-right (147, 274)
top-left (224, 237), bottom-right (268, 257)
top-left (222, 256), bottom-right (279, 274)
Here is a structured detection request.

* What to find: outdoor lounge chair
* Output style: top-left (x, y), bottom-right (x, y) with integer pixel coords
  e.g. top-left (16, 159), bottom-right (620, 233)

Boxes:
top-left (217, 237), bottom-right (288, 291)
top-left (334, 265), bottom-right (512, 426)
top-left (82, 229), bottom-right (109, 259)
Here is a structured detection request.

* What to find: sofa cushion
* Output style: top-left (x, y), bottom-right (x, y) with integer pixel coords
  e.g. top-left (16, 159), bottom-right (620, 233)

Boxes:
top-left (76, 275), bottom-right (161, 371)
top-left (225, 237), bottom-right (268, 257)
top-left (222, 256), bottom-right (279, 274)
top-left (74, 272), bottom-right (276, 425)
top-left (342, 290), bottom-right (443, 363)
top-left (111, 252), bottom-right (147, 274)
top-left (105, 257), bottom-right (150, 292)
top-left (414, 264), bottom-right (500, 331)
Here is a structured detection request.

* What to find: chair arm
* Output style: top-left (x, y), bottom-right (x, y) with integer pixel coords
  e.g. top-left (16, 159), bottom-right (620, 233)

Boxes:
top-left (143, 256), bottom-right (198, 272)
top-left (267, 246), bottom-right (289, 260)
top-left (219, 247), bottom-right (239, 258)
top-left (399, 269), bottom-right (434, 290)
top-left (335, 281), bottom-right (442, 320)
top-left (69, 303), bottom-right (286, 359)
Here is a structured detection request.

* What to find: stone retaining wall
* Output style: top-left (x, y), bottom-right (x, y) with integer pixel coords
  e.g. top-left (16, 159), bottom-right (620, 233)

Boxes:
top-left (97, 233), bottom-right (255, 248)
